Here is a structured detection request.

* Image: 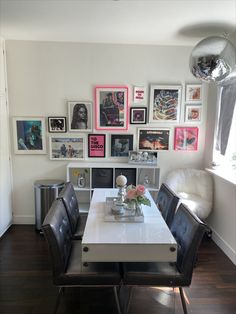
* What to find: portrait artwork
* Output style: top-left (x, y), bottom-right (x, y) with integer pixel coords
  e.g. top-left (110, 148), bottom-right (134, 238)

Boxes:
top-left (111, 134), bottom-right (133, 157)
top-left (68, 101), bottom-right (92, 132)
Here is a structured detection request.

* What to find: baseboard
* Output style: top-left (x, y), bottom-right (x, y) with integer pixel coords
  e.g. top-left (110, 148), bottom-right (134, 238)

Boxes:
top-left (211, 228), bottom-right (236, 265)
top-left (12, 215), bottom-right (34, 224)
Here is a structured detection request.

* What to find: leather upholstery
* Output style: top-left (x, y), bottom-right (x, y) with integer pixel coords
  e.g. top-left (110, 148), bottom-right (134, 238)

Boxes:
top-left (156, 183), bottom-right (179, 227)
top-left (122, 203), bottom-right (206, 287)
top-left (58, 182), bottom-right (87, 240)
top-left (42, 199), bottom-right (121, 287)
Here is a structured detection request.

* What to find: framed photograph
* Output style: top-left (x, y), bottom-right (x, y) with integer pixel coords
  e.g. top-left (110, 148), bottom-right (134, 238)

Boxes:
top-left (138, 128), bottom-right (170, 151)
top-left (130, 107), bottom-right (147, 124)
top-left (12, 117), bottom-right (46, 154)
top-left (95, 86), bottom-right (129, 130)
top-left (185, 105), bottom-right (202, 122)
top-left (68, 101), bottom-right (92, 132)
top-left (88, 134), bottom-right (106, 158)
top-left (185, 84), bottom-right (202, 103)
top-left (110, 134), bottom-right (133, 157)
top-left (49, 135), bottom-right (85, 160)
top-left (149, 85), bottom-right (181, 122)
top-left (174, 127), bottom-right (198, 151)
top-left (48, 117), bottom-right (67, 133)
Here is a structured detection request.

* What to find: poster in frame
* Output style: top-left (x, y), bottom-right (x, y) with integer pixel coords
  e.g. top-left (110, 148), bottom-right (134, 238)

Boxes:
top-left (149, 85), bottom-right (181, 123)
top-left (49, 135), bottom-right (85, 160)
top-left (48, 116), bottom-right (67, 133)
top-left (95, 86), bottom-right (129, 130)
top-left (185, 84), bottom-right (202, 103)
top-left (12, 117), bottom-right (46, 154)
top-left (110, 134), bottom-right (133, 157)
top-left (138, 128), bottom-right (170, 151)
top-left (174, 127), bottom-right (198, 151)
top-left (185, 105), bottom-right (202, 122)
top-left (130, 107), bottom-right (147, 124)
top-left (88, 134), bottom-right (106, 158)
top-left (68, 101), bottom-right (92, 132)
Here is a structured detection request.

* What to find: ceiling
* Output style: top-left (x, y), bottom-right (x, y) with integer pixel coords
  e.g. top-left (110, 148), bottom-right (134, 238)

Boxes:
top-left (0, 0), bottom-right (236, 47)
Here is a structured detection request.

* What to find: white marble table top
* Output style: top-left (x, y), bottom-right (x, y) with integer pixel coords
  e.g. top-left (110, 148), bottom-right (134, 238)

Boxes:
top-left (82, 188), bottom-right (177, 262)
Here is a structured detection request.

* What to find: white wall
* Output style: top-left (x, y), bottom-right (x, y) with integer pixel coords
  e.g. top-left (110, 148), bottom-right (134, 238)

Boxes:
top-left (6, 40), bottom-right (207, 223)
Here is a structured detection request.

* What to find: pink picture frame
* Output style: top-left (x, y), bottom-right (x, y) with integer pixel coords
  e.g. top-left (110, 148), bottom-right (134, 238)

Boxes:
top-left (88, 134), bottom-right (106, 158)
top-left (174, 127), bottom-right (198, 151)
top-left (95, 86), bottom-right (129, 130)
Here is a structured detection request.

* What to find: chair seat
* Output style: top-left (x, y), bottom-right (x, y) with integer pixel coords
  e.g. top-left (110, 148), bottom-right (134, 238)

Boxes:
top-left (122, 262), bottom-right (190, 287)
top-left (55, 240), bottom-right (121, 286)
top-left (178, 192), bottom-right (212, 220)
top-left (73, 213), bottom-right (88, 240)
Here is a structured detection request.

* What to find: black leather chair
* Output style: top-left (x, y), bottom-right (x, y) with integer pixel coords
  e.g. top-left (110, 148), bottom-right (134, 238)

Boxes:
top-left (122, 203), bottom-right (207, 314)
top-left (42, 198), bottom-right (122, 314)
top-left (58, 182), bottom-right (87, 240)
top-left (156, 183), bottom-right (179, 227)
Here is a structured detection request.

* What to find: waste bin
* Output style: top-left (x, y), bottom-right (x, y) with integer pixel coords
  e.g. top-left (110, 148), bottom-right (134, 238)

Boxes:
top-left (34, 179), bottom-right (65, 231)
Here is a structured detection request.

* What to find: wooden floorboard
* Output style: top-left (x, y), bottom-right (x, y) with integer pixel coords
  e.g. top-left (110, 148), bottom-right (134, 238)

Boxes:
top-left (0, 225), bottom-right (235, 314)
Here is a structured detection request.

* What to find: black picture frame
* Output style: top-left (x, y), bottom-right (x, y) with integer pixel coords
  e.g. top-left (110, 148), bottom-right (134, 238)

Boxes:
top-left (130, 107), bottom-right (147, 124)
top-left (48, 116), bottom-right (67, 133)
top-left (110, 134), bottom-right (134, 157)
top-left (88, 134), bottom-right (106, 158)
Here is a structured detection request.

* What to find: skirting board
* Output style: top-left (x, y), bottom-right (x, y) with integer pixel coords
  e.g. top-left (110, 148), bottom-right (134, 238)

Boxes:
top-left (13, 215), bottom-right (34, 225)
top-left (211, 227), bottom-right (236, 265)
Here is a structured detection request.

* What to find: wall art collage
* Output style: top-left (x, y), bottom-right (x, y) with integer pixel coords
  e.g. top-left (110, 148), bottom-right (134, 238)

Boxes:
top-left (12, 83), bottom-right (202, 159)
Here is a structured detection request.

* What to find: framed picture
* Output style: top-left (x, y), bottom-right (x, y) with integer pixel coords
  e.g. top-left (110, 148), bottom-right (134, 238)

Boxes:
top-left (95, 86), bottom-right (129, 130)
top-left (149, 85), bottom-right (181, 122)
top-left (48, 117), bottom-right (67, 133)
top-left (185, 84), bottom-right (202, 103)
top-left (133, 86), bottom-right (146, 103)
top-left (110, 134), bottom-right (133, 157)
top-left (88, 134), bottom-right (106, 158)
top-left (130, 107), bottom-right (147, 124)
top-left (49, 135), bottom-right (85, 160)
top-left (68, 101), bottom-right (92, 132)
top-left (138, 128), bottom-right (170, 151)
top-left (174, 127), bottom-right (198, 151)
top-left (12, 117), bottom-right (46, 154)
top-left (185, 105), bottom-right (202, 122)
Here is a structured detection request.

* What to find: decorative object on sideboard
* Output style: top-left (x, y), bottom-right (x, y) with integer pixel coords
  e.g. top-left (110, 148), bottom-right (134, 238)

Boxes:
top-left (128, 150), bottom-right (158, 165)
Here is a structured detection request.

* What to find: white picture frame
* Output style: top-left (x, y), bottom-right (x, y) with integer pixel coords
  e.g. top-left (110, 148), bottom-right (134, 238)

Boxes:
top-left (185, 84), bottom-right (202, 103)
top-left (185, 105), bottom-right (202, 122)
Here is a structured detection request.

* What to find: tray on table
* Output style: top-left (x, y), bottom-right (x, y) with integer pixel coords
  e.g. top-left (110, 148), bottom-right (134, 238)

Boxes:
top-left (104, 197), bottom-right (144, 223)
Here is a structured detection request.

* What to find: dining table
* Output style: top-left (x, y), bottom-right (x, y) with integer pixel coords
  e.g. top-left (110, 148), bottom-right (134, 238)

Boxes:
top-left (81, 188), bottom-right (177, 262)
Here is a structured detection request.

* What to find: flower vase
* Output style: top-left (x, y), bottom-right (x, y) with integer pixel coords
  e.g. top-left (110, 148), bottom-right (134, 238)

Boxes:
top-left (135, 203), bottom-right (142, 217)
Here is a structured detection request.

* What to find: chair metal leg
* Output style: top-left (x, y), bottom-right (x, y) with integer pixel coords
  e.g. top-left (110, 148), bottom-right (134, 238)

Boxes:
top-left (179, 287), bottom-right (188, 314)
top-left (113, 286), bottom-right (122, 314)
top-left (54, 287), bottom-right (63, 314)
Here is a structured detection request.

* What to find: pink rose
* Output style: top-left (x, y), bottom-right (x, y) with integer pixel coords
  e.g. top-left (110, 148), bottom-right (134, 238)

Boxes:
top-left (136, 185), bottom-right (145, 196)
top-left (126, 189), bottom-right (137, 200)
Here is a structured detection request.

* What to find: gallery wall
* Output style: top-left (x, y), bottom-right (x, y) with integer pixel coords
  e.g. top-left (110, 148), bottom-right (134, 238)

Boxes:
top-left (6, 40), bottom-right (207, 223)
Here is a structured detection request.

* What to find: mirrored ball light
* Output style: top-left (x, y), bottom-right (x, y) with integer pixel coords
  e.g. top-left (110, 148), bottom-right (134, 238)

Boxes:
top-left (190, 36), bottom-right (236, 82)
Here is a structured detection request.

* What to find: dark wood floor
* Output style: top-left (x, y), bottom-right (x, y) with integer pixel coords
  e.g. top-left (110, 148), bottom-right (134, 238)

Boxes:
top-left (0, 225), bottom-right (235, 314)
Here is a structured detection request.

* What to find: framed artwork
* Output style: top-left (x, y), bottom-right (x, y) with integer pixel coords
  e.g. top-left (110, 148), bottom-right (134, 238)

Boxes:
top-left (174, 127), bottom-right (198, 151)
top-left (185, 105), bottom-right (202, 122)
top-left (138, 128), bottom-right (170, 151)
top-left (48, 117), bottom-right (67, 133)
top-left (133, 86), bottom-right (146, 103)
top-left (130, 107), bottom-right (147, 124)
top-left (185, 84), bottom-right (202, 103)
top-left (110, 134), bottom-right (133, 157)
top-left (95, 86), bottom-right (129, 130)
top-left (149, 85), bottom-right (181, 122)
top-left (12, 117), bottom-right (46, 154)
top-left (88, 134), bottom-right (106, 158)
top-left (49, 135), bottom-right (85, 160)
top-left (68, 101), bottom-right (92, 132)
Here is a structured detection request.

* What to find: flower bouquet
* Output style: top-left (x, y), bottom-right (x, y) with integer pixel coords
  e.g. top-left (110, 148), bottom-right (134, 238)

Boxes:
top-left (125, 185), bottom-right (151, 210)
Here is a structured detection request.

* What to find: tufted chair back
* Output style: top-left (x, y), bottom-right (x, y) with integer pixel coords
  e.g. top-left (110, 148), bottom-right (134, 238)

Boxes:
top-left (170, 203), bottom-right (206, 284)
top-left (156, 183), bottom-right (179, 227)
top-left (58, 182), bottom-right (80, 234)
top-left (42, 199), bottom-right (72, 281)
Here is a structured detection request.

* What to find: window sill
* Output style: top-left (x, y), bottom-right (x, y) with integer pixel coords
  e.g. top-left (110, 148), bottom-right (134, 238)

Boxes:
top-left (206, 167), bottom-right (236, 185)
